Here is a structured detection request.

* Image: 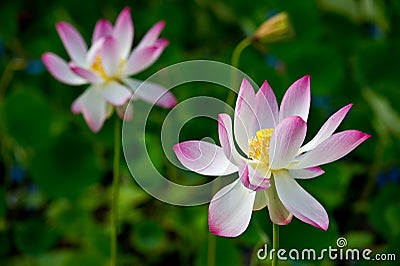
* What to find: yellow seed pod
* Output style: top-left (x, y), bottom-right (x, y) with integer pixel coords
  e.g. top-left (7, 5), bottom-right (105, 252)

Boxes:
top-left (252, 12), bottom-right (294, 43)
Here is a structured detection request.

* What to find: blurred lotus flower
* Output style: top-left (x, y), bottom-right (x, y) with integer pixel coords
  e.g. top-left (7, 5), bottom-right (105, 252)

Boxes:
top-left (42, 7), bottom-right (176, 132)
top-left (252, 12), bottom-right (294, 43)
top-left (174, 76), bottom-right (370, 237)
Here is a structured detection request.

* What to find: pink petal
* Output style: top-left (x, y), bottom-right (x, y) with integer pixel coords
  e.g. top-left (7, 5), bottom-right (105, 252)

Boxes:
top-left (42, 53), bottom-right (86, 85)
top-left (56, 22), bottom-right (88, 66)
top-left (71, 87), bottom-right (107, 132)
top-left (274, 170), bottom-right (329, 230)
top-left (86, 38), bottom-right (105, 67)
top-left (239, 163), bottom-right (270, 191)
top-left (208, 179), bottom-right (256, 237)
top-left (299, 104), bottom-right (353, 153)
top-left (173, 141), bottom-right (238, 176)
top-left (136, 20), bottom-right (166, 50)
top-left (289, 167), bottom-right (325, 179)
top-left (255, 80), bottom-right (279, 129)
top-left (122, 78), bottom-right (176, 108)
top-left (101, 36), bottom-right (120, 77)
top-left (113, 6), bottom-right (134, 59)
top-left (92, 19), bottom-right (113, 44)
top-left (279, 75), bottom-right (310, 123)
top-left (218, 113), bottom-right (245, 164)
top-left (269, 116), bottom-right (307, 170)
top-left (292, 130), bottom-right (371, 169)
top-left (253, 191), bottom-right (268, 211)
top-left (234, 78), bottom-right (257, 154)
top-left (99, 81), bottom-right (132, 106)
top-left (69, 64), bottom-right (103, 83)
top-left (265, 179), bottom-right (293, 225)
top-left (124, 40), bottom-right (169, 76)
top-left (116, 102), bottom-right (134, 121)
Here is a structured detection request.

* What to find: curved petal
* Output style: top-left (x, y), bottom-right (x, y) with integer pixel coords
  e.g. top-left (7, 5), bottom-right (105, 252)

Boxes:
top-left (292, 130), bottom-right (371, 169)
top-left (279, 75), bottom-right (310, 123)
top-left (136, 20), bottom-right (166, 50)
top-left (253, 191), bottom-right (268, 211)
top-left (218, 113), bottom-right (245, 164)
top-left (71, 87), bottom-right (107, 132)
top-left (69, 64), bottom-right (103, 83)
top-left (274, 170), bottom-right (329, 230)
top-left (255, 80), bottom-right (279, 129)
top-left (99, 81), bottom-right (131, 106)
top-left (173, 141), bottom-right (238, 176)
top-left (265, 177), bottom-right (293, 225)
top-left (124, 40), bottom-right (169, 76)
top-left (101, 36), bottom-right (120, 77)
top-left (209, 179), bottom-right (256, 237)
top-left (299, 104), bottom-right (352, 153)
top-left (92, 19), bottom-right (113, 44)
top-left (122, 78), bottom-right (176, 108)
top-left (234, 78), bottom-right (257, 154)
top-left (56, 22), bottom-right (87, 66)
top-left (289, 167), bottom-right (324, 179)
top-left (269, 116), bottom-right (307, 170)
top-left (86, 38), bottom-right (105, 67)
top-left (42, 53), bottom-right (86, 85)
top-left (239, 162), bottom-right (270, 191)
top-left (113, 6), bottom-right (133, 59)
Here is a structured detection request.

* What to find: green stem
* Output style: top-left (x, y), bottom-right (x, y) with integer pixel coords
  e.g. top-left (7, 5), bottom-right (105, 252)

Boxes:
top-left (207, 233), bottom-right (216, 266)
top-left (111, 118), bottom-right (121, 266)
top-left (272, 223), bottom-right (279, 266)
top-left (225, 38), bottom-right (252, 108)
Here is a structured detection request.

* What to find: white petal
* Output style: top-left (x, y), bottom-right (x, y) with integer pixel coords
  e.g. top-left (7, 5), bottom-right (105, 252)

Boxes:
top-left (113, 7), bottom-right (134, 59)
top-left (208, 179), bottom-right (256, 237)
top-left (234, 78), bottom-right (257, 154)
top-left (42, 53), bottom-right (86, 85)
top-left (100, 36), bottom-right (120, 77)
top-left (255, 80), bottom-right (279, 129)
top-left (253, 191), bottom-right (268, 211)
top-left (279, 75), bottom-right (310, 122)
top-left (99, 81), bottom-right (132, 106)
top-left (292, 130), bottom-right (371, 169)
top-left (269, 116), bottom-right (307, 169)
top-left (56, 22), bottom-right (88, 66)
top-left (71, 87), bottom-right (107, 132)
top-left (122, 78), bottom-right (176, 108)
top-left (299, 104), bottom-right (352, 153)
top-left (289, 167), bottom-right (324, 179)
top-left (218, 113), bottom-right (245, 164)
top-left (173, 141), bottom-right (238, 176)
top-left (274, 170), bottom-right (329, 230)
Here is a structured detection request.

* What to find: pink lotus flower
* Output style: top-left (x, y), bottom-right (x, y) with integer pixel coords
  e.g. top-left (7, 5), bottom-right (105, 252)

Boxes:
top-left (42, 7), bottom-right (176, 132)
top-left (174, 76), bottom-right (370, 237)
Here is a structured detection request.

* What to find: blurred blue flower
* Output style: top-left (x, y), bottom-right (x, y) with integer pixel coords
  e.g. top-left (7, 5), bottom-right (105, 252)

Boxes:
top-left (369, 24), bottom-right (384, 40)
top-left (25, 60), bottom-right (45, 75)
top-left (11, 165), bottom-right (25, 184)
top-left (376, 166), bottom-right (400, 188)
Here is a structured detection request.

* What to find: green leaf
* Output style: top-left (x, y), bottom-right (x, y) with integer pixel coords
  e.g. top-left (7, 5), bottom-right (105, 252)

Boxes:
top-left (31, 132), bottom-right (101, 199)
top-left (132, 219), bottom-right (167, 253)
top-left (3, 90), bottom-right (51, 148)
top-left (14, 218), bottom-right (58, 255)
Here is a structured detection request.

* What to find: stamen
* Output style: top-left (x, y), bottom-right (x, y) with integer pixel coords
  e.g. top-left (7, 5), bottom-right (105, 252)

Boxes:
top-left (248, 128), bottom-right (274, 163)
top-left (92, 54), bottom-right (108, 80)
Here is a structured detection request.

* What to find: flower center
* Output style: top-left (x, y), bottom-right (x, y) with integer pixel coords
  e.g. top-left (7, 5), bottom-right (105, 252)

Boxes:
top-left (248, 128), bottom-right (274, 163)
top-left (92, 54), bottom-right (108, 80)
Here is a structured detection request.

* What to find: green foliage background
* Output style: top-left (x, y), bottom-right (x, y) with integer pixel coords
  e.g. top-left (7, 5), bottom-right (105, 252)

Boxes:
top-left (0, 0), bottom-right (399, 265)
